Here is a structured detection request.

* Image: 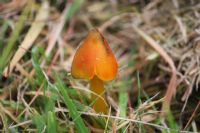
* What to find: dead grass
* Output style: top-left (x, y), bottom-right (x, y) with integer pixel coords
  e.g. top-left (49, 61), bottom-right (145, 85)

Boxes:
top-left (0, 0), bottom-right (200, 132)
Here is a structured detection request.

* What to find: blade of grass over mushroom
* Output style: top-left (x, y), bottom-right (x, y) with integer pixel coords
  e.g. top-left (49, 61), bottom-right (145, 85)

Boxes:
top-left (3, 1), bottom-right (49, 77)
top-left (55, 74), bottom-right (89, 133)
top-left (0, 1), bottom-right (31, 74)
top-left (45, 0), bottom-right (83, 57)
top-left (132, 26), bottom-right (177, 113)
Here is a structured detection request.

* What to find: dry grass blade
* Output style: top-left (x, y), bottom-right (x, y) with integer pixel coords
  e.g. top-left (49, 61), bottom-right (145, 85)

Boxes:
top-left (0, 104), bottom-right (20, 126)
top-left (44, 11), bottom-right (65, 57)
top-left (15, 63), bottom-right (31, 78)
top-left (55, 108), bottom-right (192, 133)
top-left (3, 1), bottom-right (49, 77)
top-left (132, 26), bottom-right (177, 114)
top-left (99, 13), bottom-right (135, 32)
top-left (174, 15), bottom-right (187, 43)
top-left (9, 120), bottom-right (32, 129)
top-left (0, 0), bottom-right (27, 15)
top-left (183, 100), bottom-right (200, 130)
top-left (45, 0), bottom-right (83, 58)
top-left (1, 0), bottom-right (199, 132)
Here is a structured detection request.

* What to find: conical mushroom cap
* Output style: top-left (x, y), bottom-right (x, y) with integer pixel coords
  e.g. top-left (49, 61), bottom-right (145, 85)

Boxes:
top-left (71, 29), bottom-right (118, 81)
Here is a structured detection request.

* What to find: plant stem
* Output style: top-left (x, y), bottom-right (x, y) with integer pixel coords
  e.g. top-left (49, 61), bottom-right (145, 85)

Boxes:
top-left (90, 76), bottom-right (108, 114)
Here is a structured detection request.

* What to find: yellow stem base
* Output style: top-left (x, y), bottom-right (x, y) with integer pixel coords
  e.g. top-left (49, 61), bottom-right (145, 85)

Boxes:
top-left (90, 76), bottom-right (108, 114)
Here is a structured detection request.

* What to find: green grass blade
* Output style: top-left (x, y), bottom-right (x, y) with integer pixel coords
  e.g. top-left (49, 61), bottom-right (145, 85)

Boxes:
top-left (119, 91), bottom-right (128, 118)
top-left (137, 71), bottom-right (142, 106)
top-left (118, 91), bottom-right (128, 133)
top-left (55, 75), bottom-right (89, 133)
top-left (32, 114), bottom-right (46, 133)
top-left (64, 0), bottom-right (84, 20)
top-left (31, 46), bottom-right (45, 83)
top-left (136, 71), bottom-right (146, 133)
top-left (118, 77), bottom-right (130, 132)
top-left (47, 111), bottom-right (57, 133)
top-left (0, 2), bottom-right (31, 73)
top-left (31, 46), bottom-right (48, 94)
top-left (0, 21), bottom-right (9, 51)
top-left (166, 110), bottom-right (178, 133)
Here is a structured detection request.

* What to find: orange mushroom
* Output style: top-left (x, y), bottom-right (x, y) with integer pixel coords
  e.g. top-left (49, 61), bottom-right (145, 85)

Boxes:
top-left (71, 28), bottom-right (118, 114)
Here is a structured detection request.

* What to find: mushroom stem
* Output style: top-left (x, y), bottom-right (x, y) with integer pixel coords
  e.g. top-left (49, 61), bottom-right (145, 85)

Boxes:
top-left (90, 76), bottom-right (108, 114)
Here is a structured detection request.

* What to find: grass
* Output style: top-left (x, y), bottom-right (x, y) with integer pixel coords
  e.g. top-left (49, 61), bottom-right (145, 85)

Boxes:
top-left (0, 0), bottom-right (200, 132)
top-left (0, 1), bottom-right (30, 73)
top-left (55, 74), bottom-right (89, 133)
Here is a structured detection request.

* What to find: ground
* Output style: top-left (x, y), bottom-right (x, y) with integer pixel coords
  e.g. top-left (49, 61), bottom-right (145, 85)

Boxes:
top-left (0, 0), bottom-right (200, 132)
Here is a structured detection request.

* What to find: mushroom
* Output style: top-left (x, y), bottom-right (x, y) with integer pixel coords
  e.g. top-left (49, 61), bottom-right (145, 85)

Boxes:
top-left (71, 28), bottom-right (118, 114)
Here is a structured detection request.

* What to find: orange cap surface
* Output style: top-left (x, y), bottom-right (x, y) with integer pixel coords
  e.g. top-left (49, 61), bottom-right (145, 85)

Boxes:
top-left (71, 29), bottom-right (118, 81)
